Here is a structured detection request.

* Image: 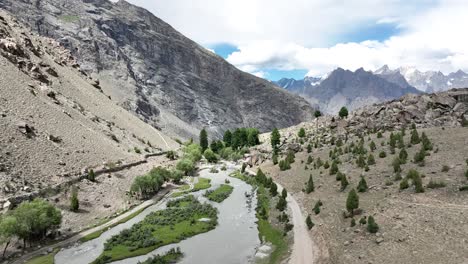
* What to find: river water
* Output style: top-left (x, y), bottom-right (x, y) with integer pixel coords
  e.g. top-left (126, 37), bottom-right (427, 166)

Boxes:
top-left (55, 163), bottom-right (260, 264)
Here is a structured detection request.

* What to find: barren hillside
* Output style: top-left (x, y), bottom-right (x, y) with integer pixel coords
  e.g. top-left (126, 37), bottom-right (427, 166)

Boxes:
top-left (0, 11), bottom-right (178, 206)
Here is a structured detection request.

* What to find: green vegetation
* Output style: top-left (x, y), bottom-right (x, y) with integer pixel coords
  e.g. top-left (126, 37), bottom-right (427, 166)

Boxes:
top-left (306, 215), bottom-right (314, 230)
top-left (407, 169), bottom-right (424, 193)
top-left (298, 128), bottom-right (306, 138)
top-left (93, 196), bottom-right (217, 263)
top-left (200, 129), bottom-right (209, 152)
top-left (278, 159), bottom-right (291, 171)
top-left (130, 167), bottom-right (175, 199)
top-left (24, 248), bottom-right (59, 264)
top-left (0, 199), bottom-right (61, 252)
top-left (137, 247), bottom-right (183, 264)
top-left (305, 174), bottom-right (314, 193)
top-left (271, 128), bottom-right (281, 153)
top-left (346, 189), bottom-right (359, 215)
top-left (314, 110), bottom-right (322, 118)
top-left (410, 129), bottom-right (420, 144)
top-left (165, 150), bottom-right (177, 160)
top-left (192, 178), bottom-right (212, 192)
top-left (204, 184), bottom-right (234, 202)
top-left (87, 169), bottom-right (96, 182)
top-left (339, 106), bottom-right (349, 119)
top-left (203, 149), bottom-right (218, 163)
top-left (427, 179), bottom-right (447, 189)
top-left (313, 200), bottom-right (322, 215)
top-left (367, 216), bottom-right (379, 233)
top-left (357, 176), bottom-right (368, 192)
top-left (379, 150), bottom-right (387, 158)
top-left (441, 165), bottom-right (450, 172)
top-left (70, 187), bottom-right (79, 212)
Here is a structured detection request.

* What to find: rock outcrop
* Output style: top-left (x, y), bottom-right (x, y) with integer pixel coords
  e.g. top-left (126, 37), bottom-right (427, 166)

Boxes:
top-left (0, 0), bottom-right (314, 139)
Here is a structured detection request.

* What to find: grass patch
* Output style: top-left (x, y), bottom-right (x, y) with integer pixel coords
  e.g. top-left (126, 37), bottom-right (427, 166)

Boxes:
top-left (92, 195), bottom-right (217, 263)
top-left (204, 184), bottom-right (234, 203)
top-left (427, 179), bottom-right (447, 189)
top-left (138, 247), bottom-right (183, 264)
top-left (80, 205), bottom-right (151, 242)
top-left (25, 248), bottom-right (59, 264)
top-left (192, 177), bottom-right (211, 192)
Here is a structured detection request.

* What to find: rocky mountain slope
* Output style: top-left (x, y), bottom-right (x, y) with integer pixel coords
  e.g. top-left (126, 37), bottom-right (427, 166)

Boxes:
top-left (251, 88), bottom-right (468, 264)
top-left (375, 65), bottom-right (468, 93)
top-left (275, 68), bottom-right (421, 114)
top-left (0, 11), bottom-right (178, 205)
top-left (0, 0), bottom-right (314, 139)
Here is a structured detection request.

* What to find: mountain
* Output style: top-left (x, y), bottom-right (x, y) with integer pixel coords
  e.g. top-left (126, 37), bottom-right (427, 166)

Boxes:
top-left (0, 0), bottom-right (314, 139)
top-left (375, 65), bottom-right (468, 93)
top-left (275, 68), bottom-right (421, 114)
top-left (0, 11), bottom-right (177, 203)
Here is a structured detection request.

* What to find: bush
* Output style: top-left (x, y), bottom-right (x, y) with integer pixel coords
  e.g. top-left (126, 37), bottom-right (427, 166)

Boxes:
top-left (379, 150), bottom-right (386, 158)
top-left (399, 148), bottom-right (408, 164)
top-left (313, 201), bottom-right (321, 215)
top-left (441, 165), bottom-right (450, 172)
top-left (306, 215), bottom-right (314, 230)
top-left (329, 161), bottom-right (339, 175)
top-left (377, 132), bottom-right (383, 138)
top-left (165, 151), bottom-right (177, 160)
top-left (276, 197), bottom-right (287, 211)
top-left (399, 178), bottom-right (409, 190)
top-left (350, 218), bottom-right (356, 227)
top-left (407, 169), bottom-right (424, 193)
top-left (70, 187), bottom-right (79, 212)
top-left (176, 159), bottom-right (196, 175)
top-left (369, 141), bottom-right (376, 152)
top-left (340, 173), bottom-right (349, 191)
top-left (203, 149), bottom-right (218, 163)
top-left (392, 157), bottom-right (402, 173)
top-left (357, 177), bottom-right (368, 192)
top-left (367, 154), bottom-right (376, 165)
top-left (427, 179), bottom-right (446, 189)
top-left (323, 161), bottom-right (330, 169)
top-left (279, 159), bottom-right (291, 171)
top-left (413, 147), bottom-right (426, 165)
top-left (305, 175), bottom-right (314, 193)
top-left (298, 128), bottom-right (306, 138)
top-left (367, 216), bottom-right (379, 233)
top-left (339, 107), bottom-right (349, 118)
top-left (359, 216), bottom-right (367, 225)
top-left (410, 129), bottom-right (420, 144)
top-left (270, 183), bottom-right (278, 197)
top-left (272, 154), bottom-right (278, 165)
top-left (346, 189), bottom-right (359, 214)
top-left (87, 169), bottom-right (96, 182)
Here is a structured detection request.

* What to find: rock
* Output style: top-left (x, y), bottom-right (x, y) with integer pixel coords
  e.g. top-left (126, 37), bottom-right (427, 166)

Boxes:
top-left (103, 204), bottom-right (111, 208)
top-left (344, 241), bottom-right (350, 246)
top-left (18, 122), bottom-right (36, 137)
top-left (376, 237), bottom-right (384, 244)
top-left (2, 200), bottom-right (12, 210)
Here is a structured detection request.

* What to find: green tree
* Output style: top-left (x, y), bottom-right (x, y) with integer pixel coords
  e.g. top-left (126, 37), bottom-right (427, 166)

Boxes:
top-left (421, 132), bottom-right (433, 151)
top-left (286, 151), bottom-right (296, 164)
top-left (350, 218), bottom-right (356, 227)
top-left (392, 157), bottom-right (402, 173)
top-left (298, 128), bottom-right (306, 138)
top-left (313, 201), bottom-right (321, 215)
top-left (357, 176), bottom-right (368, 192)
top-left (399, 178), bottom-right (409, 190)
top-left (410, 129), bottom-right (420, 144)
top-left (340, 173), bottom-right (349, 191)
top-left (281, 188), bottom-right (288, 199)
top-left (346, 189), bottom-right (359, 215)
top-left (276, 197), bottom-right (287, 211)
top-left (306, 215), bottom-right (314, 230)
top-left (270, 183), bottom-right (278, 197)
top-left (369, 141), bottom-right (376, 152)
top-left (399, 148), bottom-right (408, 164)
top-left (199, 129), bottom-right (208, 152)
top-left (271, 128), bottom-right (281, 153)
top-left (329, 161), bottom-right (339, 175)
top-left (377, 131), bottom-right (383, 138)
top-left (223, 130), bottom-right (232, 147)
top-left (176, 159), bottom-right (196, 175)
top-left (305, 174), bottom-right (315, 193)
top-left (367, 216), bottom-right (379, 233)
top-left (339, 107), bottom-right (349, 119)
top-left (203, 149), bottom-right (218, 163)
top-left (314, 110), bottom-right (322, 118)
top-left (367, 154), bottom-right (376, 165)
top-left (272, 153), bottom-right (278, 165)
top-left (256, 169), bottom-right (267, 185)
top-left (70, 187), bottom-right (79, 212)
top-left (307, 144), bottom-right (312, 153)
top-left (12, 199), bottom-right (62, 247)
top-left (0, 215), bottom-right (17, 258)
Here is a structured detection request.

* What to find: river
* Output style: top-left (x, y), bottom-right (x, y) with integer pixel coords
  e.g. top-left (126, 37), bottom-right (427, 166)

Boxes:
top-left (54, 163), bottom-right (260, 264)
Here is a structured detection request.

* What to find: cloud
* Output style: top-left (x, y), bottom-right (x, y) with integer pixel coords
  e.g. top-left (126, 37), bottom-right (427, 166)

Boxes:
top-left (123, 0), bottom-right (467, 77)
top-left (226, 1), bottom-right (468, 76)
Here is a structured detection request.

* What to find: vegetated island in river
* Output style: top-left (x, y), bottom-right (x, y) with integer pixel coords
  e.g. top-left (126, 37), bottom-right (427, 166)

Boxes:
top-left (204, 184), bottom-right (234, 203)
top-left (92, 195), bottom-right (218, 264)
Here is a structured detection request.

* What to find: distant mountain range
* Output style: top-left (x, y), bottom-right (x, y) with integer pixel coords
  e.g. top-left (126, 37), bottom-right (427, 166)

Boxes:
top-left (274, 66), bottom-right (468, 114)
top-left (375, 65), bottom-right (468, 93)
top-left (275, 68), bottom-right (421, 114)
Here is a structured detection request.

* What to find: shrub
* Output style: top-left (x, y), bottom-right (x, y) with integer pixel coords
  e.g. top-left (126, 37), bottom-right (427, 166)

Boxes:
top-left (413, 147), bottom-right (426, 165)
top-left (305, 175), bottom-right (314, 193)
top-left (421, 132), bottom-right (433, 151)
top-left (176, 159), bottom-right (196, 175)
top-left (369, 141), bottom-right (376, 152)
top-left (367, 154), bottom-right (376, 165)
top-left (399, 178), bottom-right (409, 190)
top-left (272, 153), bottom-right (278, 165)
top-left (165, 150), bottom-right (177, 160)
top-left (407, 169), bottom-right (424, 193)
top-left (323, 161), bottom-right (330, 169)
top-left (441, 165), bottom-right (450, 172)
top-left (298, 128), bottom-right (306, 138)
top-left (459, 185), bottom-right (468, 191)
top-left (70, 187), bottom-right (79, 212)
top-left (134, 147), bottom-right (141, 154)
top-left (87, 169), bottom-right (96, 182)
top-left (427, 179), bottom-right (446, 189)
top-left (410, 129), bottom-right (420, 144)
top-left (359, 216), bottom-right (367, 225)
top-left (350, 218), bottom-right (356, 227)
top-left (286, 152), bottom-right (296, 164)
top-left (339, 107), bottom-right (349, 119)
top-left (329, 161), bottom-right (339, 175)
top-left (282, 188), bottom-right (288, 199)
top-left (279, 159), bottom-right (291, 171)
top-left (367, 216), bottom-right (379, 233)
top-left (399, 148), bottom-right (408, 164)
top-left (379, 150), bottom-right (387, 158)
top-left (271, 128), bottom-right (281, 152)
top-left (270, 183), bottom-right (278, 197)
top-left (392, 157), bottom-right (402, 173)
top-left (307, 155), bottom-right (313, 164)
top-left (340, 173), bottom-right (349, 191)
top-left (313, 201), bottom-right (321, 215)
top-left (306, 215), bottom-right (314, 230)
top-left (377, 132), bottom-right (383, 138)
top-left (203, 149), bottom-right (218, 163)
top-left (346, 189), bottom-right (359, 214)
top-left (357, 177), bottom-right (368, 192)
top-left (276, 197), bottom-right (287, 211)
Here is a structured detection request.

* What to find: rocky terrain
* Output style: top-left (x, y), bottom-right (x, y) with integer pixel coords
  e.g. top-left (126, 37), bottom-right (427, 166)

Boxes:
top-left (0, 0), bottom-right (314, 139)
top-left (249, 88), bottom-right (468, 263)
top-left (0, 11), bottom-right (178, 209)
top-left (275, 68), bottom-right (421, 114)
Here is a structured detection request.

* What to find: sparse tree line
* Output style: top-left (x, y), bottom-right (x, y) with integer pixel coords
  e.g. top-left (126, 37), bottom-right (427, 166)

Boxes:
top-left (0, 199), bottom-right (62, 258)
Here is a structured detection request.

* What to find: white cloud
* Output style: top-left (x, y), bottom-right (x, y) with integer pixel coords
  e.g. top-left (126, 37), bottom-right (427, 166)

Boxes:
top-left (123, 0), bottom-right (468, 77)
top-left (226, 1), bottom-right (468, 76)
